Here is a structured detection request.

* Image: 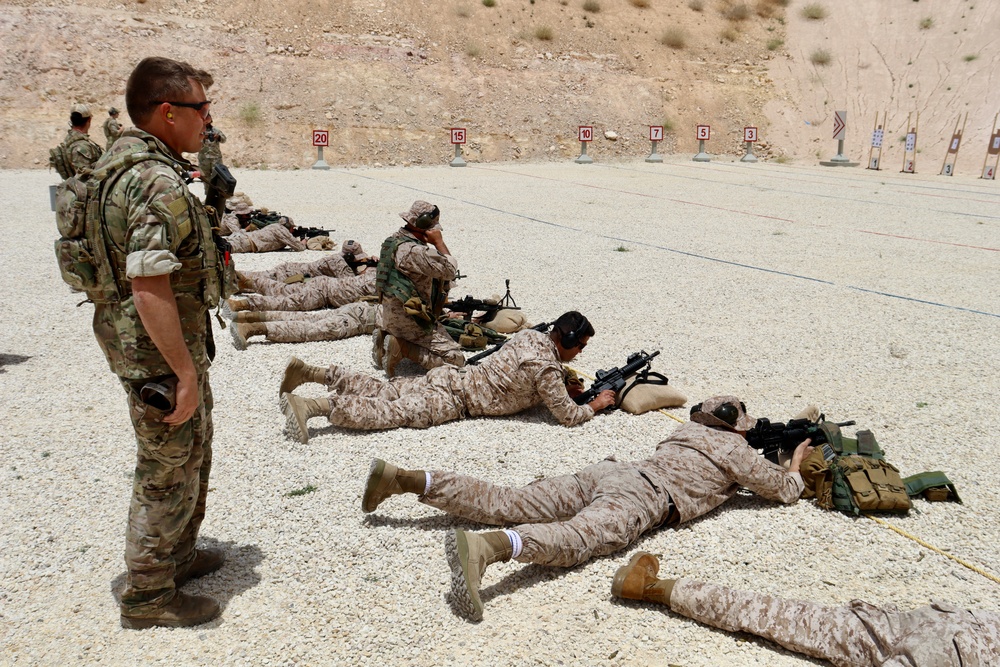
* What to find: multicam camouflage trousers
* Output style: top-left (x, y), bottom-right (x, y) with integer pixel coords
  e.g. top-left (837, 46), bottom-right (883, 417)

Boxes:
top-left (119, 373), bottom-right (213, 615)
top-left (670, 580), bottom-right (1000, 666)
top-left (325, 364), bottom-right (466, 429)
top-left (422, 460), bottom-right (675, 568)
top-left (259, 302), bottom-right (377, 343)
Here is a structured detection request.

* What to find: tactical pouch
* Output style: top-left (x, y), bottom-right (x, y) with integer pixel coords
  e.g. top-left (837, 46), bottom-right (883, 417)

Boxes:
top-left (458, 323), bottom-right (488, 350)
top-left (283, 273), bottom-right (306, 285)
top-left (140, 376), bottom-right (178, 412)
top-left (54, 237), bottom-right (98, 292)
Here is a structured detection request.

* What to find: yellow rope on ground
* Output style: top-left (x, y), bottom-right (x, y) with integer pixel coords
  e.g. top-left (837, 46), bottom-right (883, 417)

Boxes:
top-left (864, 515), bottom-right (1000, 586)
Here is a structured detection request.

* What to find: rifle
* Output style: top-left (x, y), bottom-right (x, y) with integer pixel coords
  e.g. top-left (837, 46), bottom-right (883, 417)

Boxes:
top-left (203, 163), bottom-right (237, 227)
top-left (466, 322), bottom-right (551, 366)
top-left (292, 225), bottom-right (335, 239)
top-left (746, 415), bottom-right (857, 464)
top-left (573, 350), bottom-right (661, 406)
top-left (445, 279), bottom-right (519, 324)
top-left (344, 254), bottom-right (378, 272)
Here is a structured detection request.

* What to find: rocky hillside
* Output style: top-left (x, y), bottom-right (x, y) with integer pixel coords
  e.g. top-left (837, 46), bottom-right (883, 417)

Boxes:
top-left (1, 0), bottom-right (997, 173)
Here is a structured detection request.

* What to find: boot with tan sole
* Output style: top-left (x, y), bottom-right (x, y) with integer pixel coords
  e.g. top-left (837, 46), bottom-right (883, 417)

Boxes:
top-left (445, 529), bottom-right (513, 622)
top-left (120, 591), bottom-right (220, 629)
top-left (361, 459), bottom-right (427, 513)
top-left (610, 551), bottom-right (675, 607)
top-left (175, 547), bottom-right (225, 587)
top-left (230, 322), bottom-right (266, 351)
top-left (233, 311), bottom-right (267, 324)
top-left (280, 393), bottom-right (331, 444)
top-left (279, 356), bottom-right (328, 395)
top-left (221, 296), bottom-right (250, 319)
top-left (383, 334), bottom-right (403, 377)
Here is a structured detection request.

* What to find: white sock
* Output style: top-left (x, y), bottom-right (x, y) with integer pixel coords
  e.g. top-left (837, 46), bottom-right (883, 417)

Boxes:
top-left (504, 530), bottom-right (523, 559)
top-left (423, 472), bottom-right (431, 496)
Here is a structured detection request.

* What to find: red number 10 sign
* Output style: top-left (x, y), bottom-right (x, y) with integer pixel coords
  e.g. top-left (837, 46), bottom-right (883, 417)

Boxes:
top-left (579, 126), bottom-right (594, 142)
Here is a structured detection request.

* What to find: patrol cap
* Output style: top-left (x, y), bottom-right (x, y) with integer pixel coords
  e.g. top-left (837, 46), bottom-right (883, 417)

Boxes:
top-left (71, 104), bottom-right (92, 118)
top-left (399, 200), bottom-right (440, 230)
top-left (109, 107), bottom-right (119, 115)
top-left (341, 239), bottom-right (366, 257)
top-left (690, 395), bottom-right (756, 431)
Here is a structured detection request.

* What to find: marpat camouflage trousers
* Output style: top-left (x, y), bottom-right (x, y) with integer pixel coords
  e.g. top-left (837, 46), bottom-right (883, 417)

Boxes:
top-left (119, 374), bottom-right (213, 615)
top-left (263, 302), bottom-right (377, 343)
top-left (671, 580), bottom-right (1000, 666)
top-left (325, 365), bottom-right (465, 429)
top-left (423, 460), bottom-right (674, 567)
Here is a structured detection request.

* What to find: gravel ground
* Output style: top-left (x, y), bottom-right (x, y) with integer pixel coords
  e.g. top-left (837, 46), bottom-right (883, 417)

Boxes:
top-left (2, 157), bottom-right (999, 666)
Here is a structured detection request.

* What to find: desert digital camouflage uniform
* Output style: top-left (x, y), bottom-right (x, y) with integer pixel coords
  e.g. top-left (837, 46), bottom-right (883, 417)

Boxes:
top-left (380, 227), bottom-right (464, 369)
top-left (197, 126), bottom-right (226, 180)
top-left (670, 579), bottom-right (1000, 667)
top-left (320, 328), bottom-right (593, 430)
top-left (103, 115), bottom-right (124, 149)
top-left (419, 409), bottom-right (803, 568)
top-left (90, 128), bottom-right (228, 615)
top-left (226, 223), bottom-right (307, 253)
top-left (238, 270), bottom-right (376, 311)
top-left (219, 211), bottom-right (242, 235)
top-left (62, 127), bottom-right (103, 175)
top-left (242, 253), bottom-right (355, 285)
top-left (250, 301), bottom-right (379, 343)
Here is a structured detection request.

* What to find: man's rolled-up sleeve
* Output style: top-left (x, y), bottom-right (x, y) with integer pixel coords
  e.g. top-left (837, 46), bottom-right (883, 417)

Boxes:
top-left (124, 170), bottom-right (187, 279)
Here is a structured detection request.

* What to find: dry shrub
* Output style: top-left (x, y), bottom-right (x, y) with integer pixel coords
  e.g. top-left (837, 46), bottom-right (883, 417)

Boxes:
top-left (810, 48), bottom-right (832, 65)
top-left (688, 0), bottom-right (704, 11)
top-left (455, 5), bottom-right (471, 17)
top-left (720, 25), bottom-right (739, 41)
top-left (660, 27), bottom-right (687, 49)
top-left (755, 1), bottom-right (779, 18)
top-left (723, 2), bottom-right (751, 20)
top-left (766, 37), bottom-right (784, 50)
top-left (919, 17), bottom-right (933, 29)
top-left (801, 3), bottom-right (827, 20)
top-left (482, 0), bottom-right (496, 7)
top-left (583, 0), bottom-right (601, 12)
top-left (629, 0), bottom-right (650, 6)
top-left (534, 25), bottom-right (554, 40)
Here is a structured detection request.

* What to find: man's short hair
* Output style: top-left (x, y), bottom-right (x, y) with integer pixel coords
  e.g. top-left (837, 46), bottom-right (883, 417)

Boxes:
top-left (125, 57), bottom-right (214, 125)
top-left (553, 311), bottom-right (594, 349)
top-left (69, 112), bottom-right (89, 128)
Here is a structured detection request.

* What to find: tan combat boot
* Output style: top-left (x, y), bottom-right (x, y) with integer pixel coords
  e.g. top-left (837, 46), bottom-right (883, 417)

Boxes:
top-left (236, 271), bottom-right (253, 292)
top-left (279, 356), bottom-right (328, 395)
top-left (610, 551), bottom-right (675, 607)
top-left (382, 334), bottom-right (402, 377)
top-left (361, 459), bottom-right (427, 513)
top-left (445, 529), bottom-right (512, 622)
top-left (222, 296), bottom-right (250, 319)
top-left (120, 591), bottom-right (220, 630)
top-left (175, 547), bottom-right (225, 587)
top-left (280, 393), bottom-right (331, 444)
top-left (230, 322), bottom-right (266, 351)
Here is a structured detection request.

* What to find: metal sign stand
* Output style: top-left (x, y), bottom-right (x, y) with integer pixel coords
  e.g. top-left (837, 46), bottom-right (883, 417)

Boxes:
top-left (646, 125), bottom-right (664, 163)
top-left (450, 128), bottom-right (467, 167)
top-left (901, 112), bottom-right (919, 174)
top-left (740, 126), bottom-right (758, 163)
top-left (939, 113), bottom-right (967, 176)
top-left (981, 113), bottom-right (1000, 180)
top-left (693, 124), bottom-right (711, 162)
top-left (311, 129), bottom-right (330, 170)
top-left (867, 111), bottom-right (886, 170)
top-left (575, 125), bottom-right (594, 164)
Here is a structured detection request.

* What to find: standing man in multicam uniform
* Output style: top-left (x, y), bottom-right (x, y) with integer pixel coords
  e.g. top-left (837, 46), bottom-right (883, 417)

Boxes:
top-left (197, 122), bottom-right (226, 182)
top-left (359, 396), bottom-right (812, 621)
top-left (102, 107), bottom-right (124, 149)
top-left (374, 200), bottom-right (464, 377)
top-left (610, 552), bottom-right (1000, 666)
top-left (88, 57), bottom-right (234, 629)
top-left (61, 104), bottom-right (104, 175)
top-left (278, 311), bottom-right (615, 441)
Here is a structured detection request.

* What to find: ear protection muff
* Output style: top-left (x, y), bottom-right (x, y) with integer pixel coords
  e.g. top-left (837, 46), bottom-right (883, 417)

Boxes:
top-left (690, 401), bottom-right (747, 428)
top-left (413, 205), bottom-right (440, 230)
top-left (560, 316), bottom-right (590, 349)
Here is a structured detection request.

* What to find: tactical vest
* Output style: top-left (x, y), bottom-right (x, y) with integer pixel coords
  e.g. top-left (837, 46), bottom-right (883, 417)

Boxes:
top-left (802, 423), bottom-right (911, 514)
top-left (55, 135), bottom-right (236, 377)
top-left (376, 235), bottom-right (447, 330)
top-left (49, 133), bottom-right (98, 180)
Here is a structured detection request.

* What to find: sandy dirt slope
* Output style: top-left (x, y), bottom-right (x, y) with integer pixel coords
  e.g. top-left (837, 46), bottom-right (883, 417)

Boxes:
top-left (0, 0), bottom-right (997, 173)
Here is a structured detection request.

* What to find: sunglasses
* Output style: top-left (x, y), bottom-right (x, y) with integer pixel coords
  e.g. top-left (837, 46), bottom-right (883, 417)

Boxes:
top-left (154, 99), bottom-right (212, 118)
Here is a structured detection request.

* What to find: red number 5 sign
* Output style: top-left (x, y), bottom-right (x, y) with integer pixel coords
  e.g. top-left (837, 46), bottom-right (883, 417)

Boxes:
top-left (579, 126), bottom-right (594, 142)
top-left (312, 130), bottom-right (329, 147)
top-left (744, 127), bottom-right (758, 143)
top-left (450, 128), bottom-right (466, 145)
top-left (696, 125), bottom-right (711, 141)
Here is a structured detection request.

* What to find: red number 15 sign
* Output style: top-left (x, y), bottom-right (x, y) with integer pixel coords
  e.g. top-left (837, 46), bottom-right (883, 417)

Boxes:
top-left (450, 128), bottom-right (466, 145)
